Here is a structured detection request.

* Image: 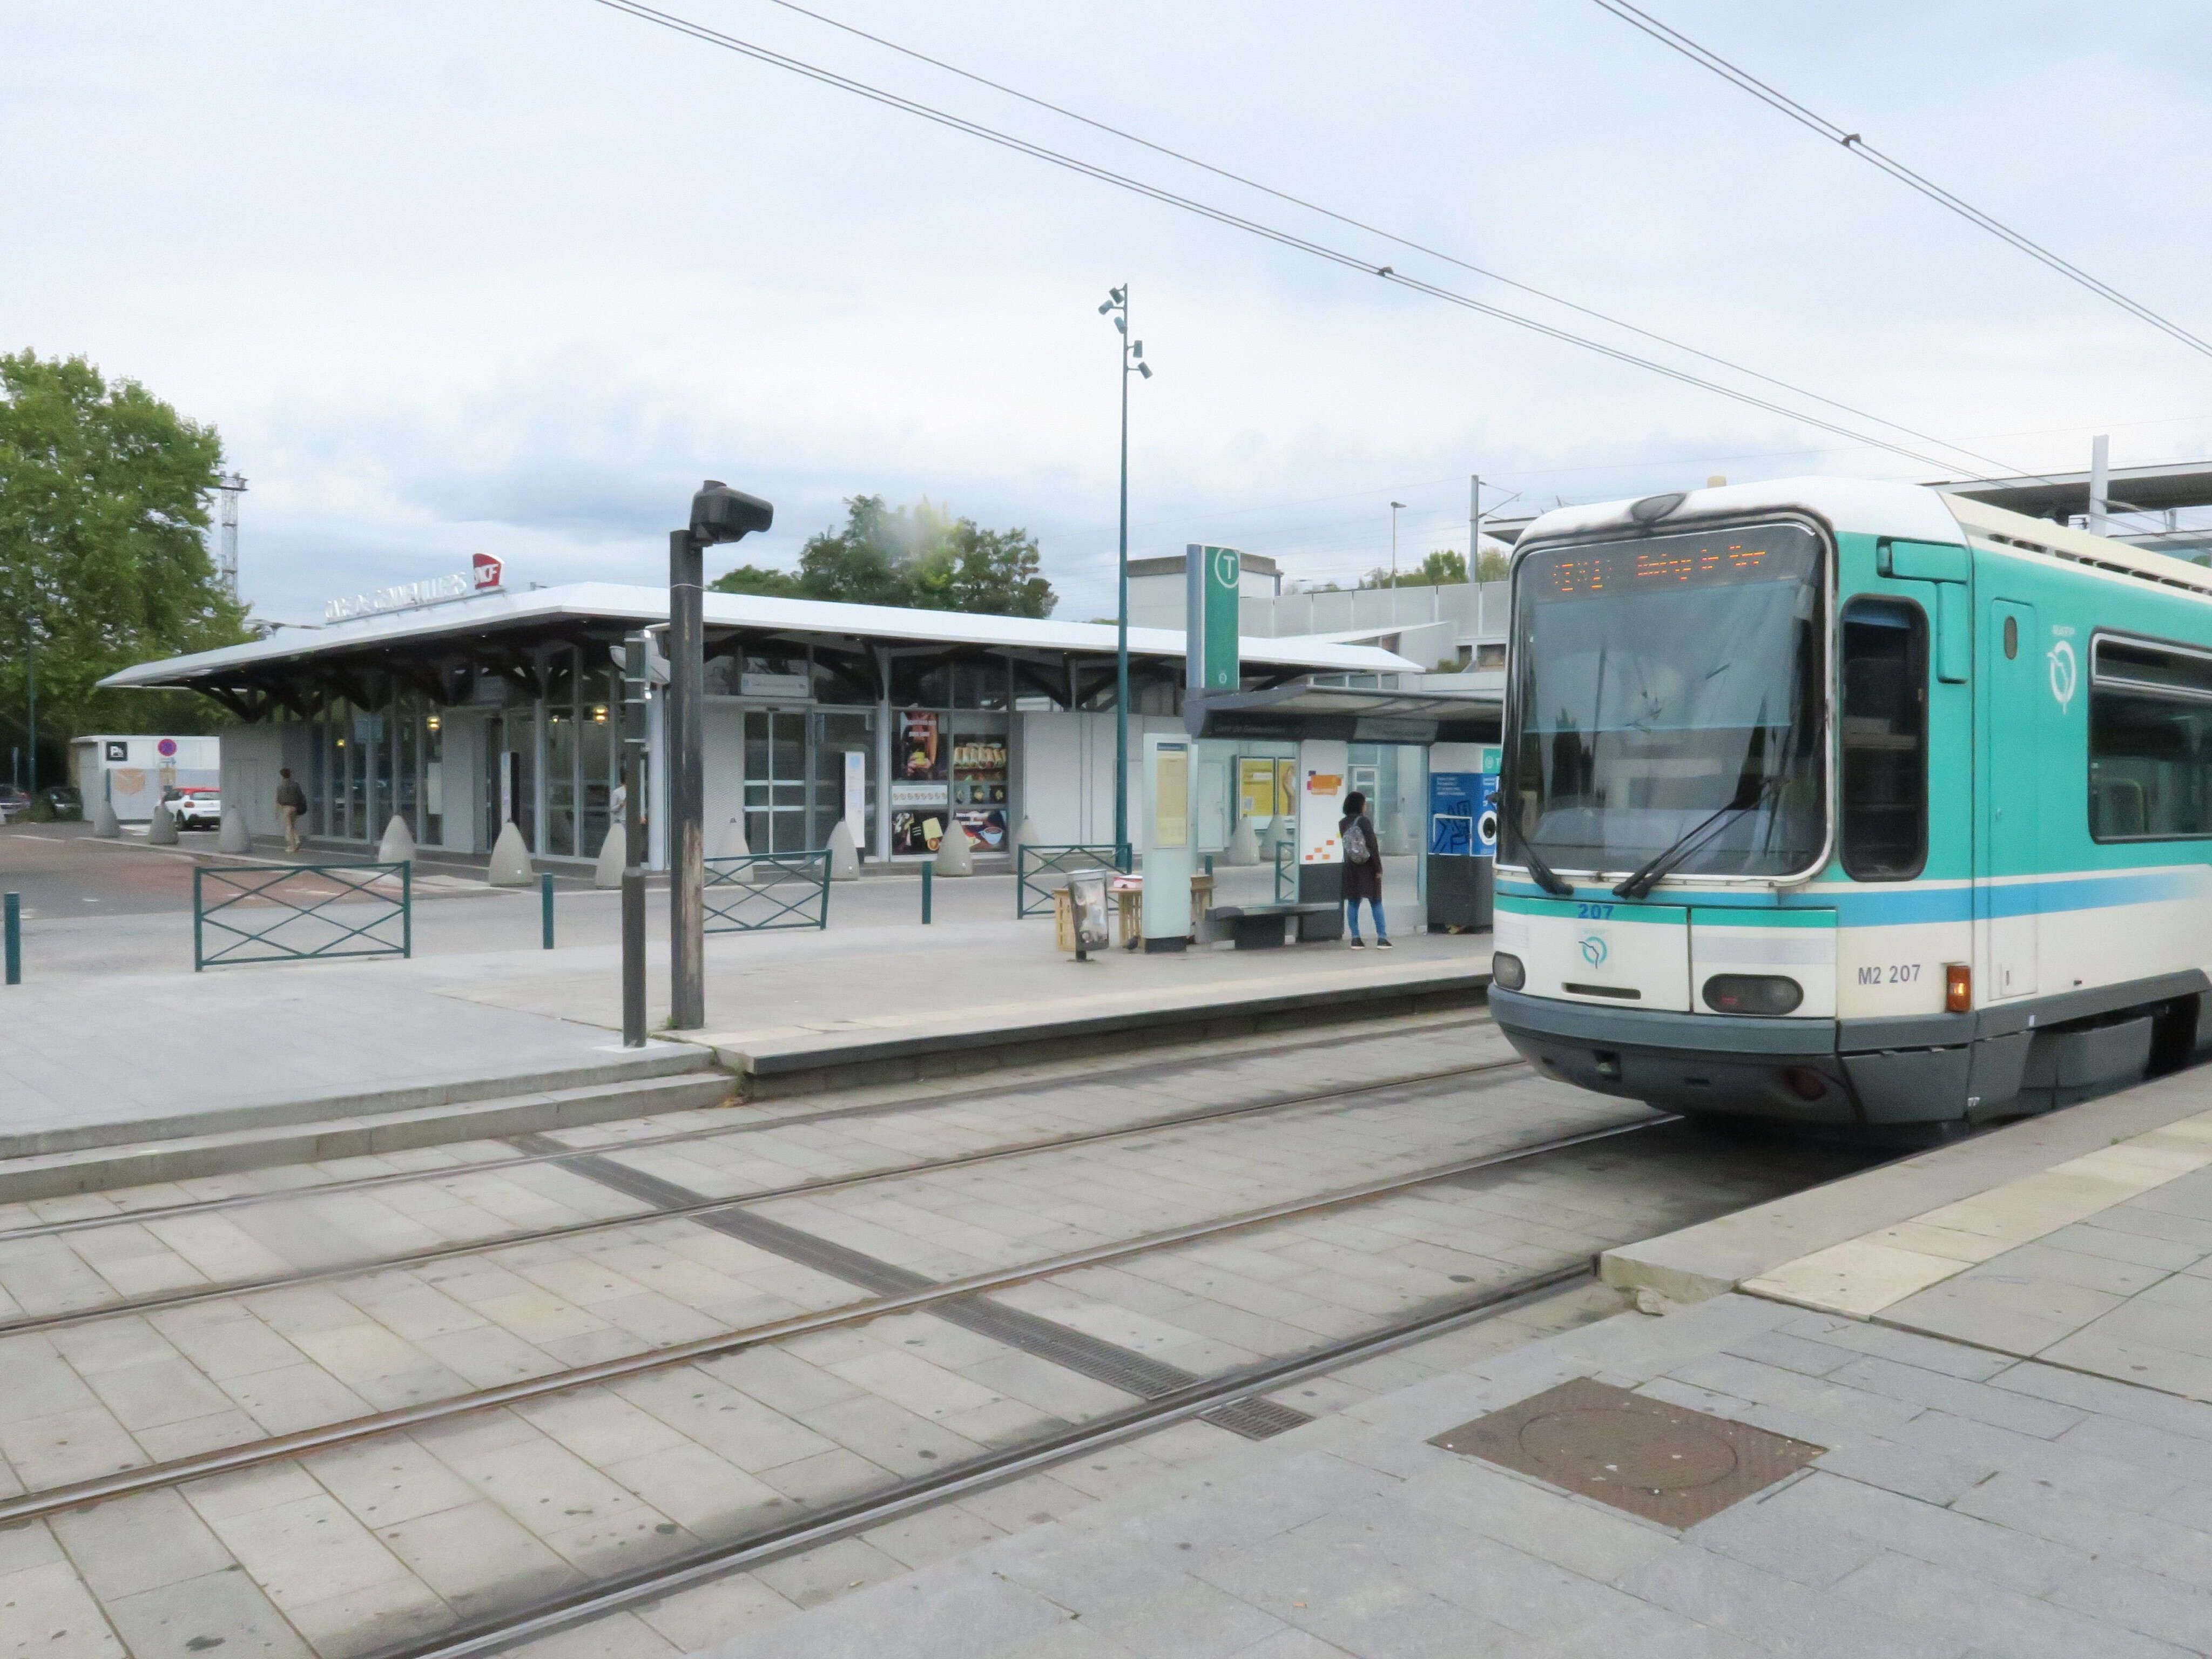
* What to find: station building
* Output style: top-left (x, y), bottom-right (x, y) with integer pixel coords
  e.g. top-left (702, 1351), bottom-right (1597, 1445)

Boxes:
top-left (100, 575), bottom-right (1496, 872)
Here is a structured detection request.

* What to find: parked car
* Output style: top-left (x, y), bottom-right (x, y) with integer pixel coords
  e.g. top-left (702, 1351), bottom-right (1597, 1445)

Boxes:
top-left (0, 786), bottom-right (29, 824)
top-left (42, 785), bottom-right (81, 821)
top-left (166, 787), bottom-right (221, 830)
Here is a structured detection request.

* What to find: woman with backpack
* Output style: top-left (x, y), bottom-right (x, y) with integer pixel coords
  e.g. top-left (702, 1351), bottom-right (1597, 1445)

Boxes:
top-left (1339, 791), bottom-right (1391, 949)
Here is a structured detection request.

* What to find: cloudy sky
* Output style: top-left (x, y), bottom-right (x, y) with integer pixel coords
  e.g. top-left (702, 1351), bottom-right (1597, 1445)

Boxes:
top-left (6, 0), bottom-right (2208, 623)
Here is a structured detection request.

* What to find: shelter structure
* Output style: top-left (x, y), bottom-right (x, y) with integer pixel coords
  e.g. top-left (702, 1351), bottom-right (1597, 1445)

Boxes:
top-left (100, 582), bottom-right (1483, 869)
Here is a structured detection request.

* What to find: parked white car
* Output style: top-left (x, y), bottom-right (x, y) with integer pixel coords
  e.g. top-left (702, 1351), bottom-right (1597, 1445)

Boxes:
top-left (167, 787), bottom-right (221, 830)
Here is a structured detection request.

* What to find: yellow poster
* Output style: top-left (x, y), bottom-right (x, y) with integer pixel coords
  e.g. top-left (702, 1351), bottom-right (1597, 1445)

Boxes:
top-left (1237, 758), bottom-right (1281, 818)
top-left (1153, 743), bottom-right (1190, 847)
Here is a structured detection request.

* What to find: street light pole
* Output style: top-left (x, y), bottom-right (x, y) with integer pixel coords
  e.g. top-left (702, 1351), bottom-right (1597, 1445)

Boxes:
top-left (1100, 285), bottom-right (1151, 864)
top-left (1390, 501), bottom-right (1407, 587)
top-left (621, 633), bottom-right (650, 1048)
top-left (668, 530), bottom-right (704, 1029)
top-left (667, 481), bottom-right (774, 1032)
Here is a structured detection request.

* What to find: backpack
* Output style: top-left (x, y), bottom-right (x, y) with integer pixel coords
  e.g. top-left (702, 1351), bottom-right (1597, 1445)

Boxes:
top-left (1344, 818), bottom-right (1372, 865)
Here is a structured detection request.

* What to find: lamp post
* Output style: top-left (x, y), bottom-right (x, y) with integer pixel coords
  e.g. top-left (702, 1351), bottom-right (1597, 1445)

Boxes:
top-left (1390, 501), bottom-right (1407, 588)
top-left (667, 480), bottom-right (773, 1030)
top-left (1099, 285), bottom-right (1151, 862)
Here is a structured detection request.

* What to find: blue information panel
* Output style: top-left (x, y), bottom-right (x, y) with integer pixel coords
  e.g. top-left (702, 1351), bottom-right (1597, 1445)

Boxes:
top-left (1428, 772), bottom-right (1499, 858)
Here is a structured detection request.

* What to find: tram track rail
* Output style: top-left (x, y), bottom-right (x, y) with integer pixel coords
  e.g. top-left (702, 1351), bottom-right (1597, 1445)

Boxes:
top-left (370, 1259), bottom-right (1601, 1659)
top-left (0, 1110), bottom-right (1670, 1528)
top-left (0, 1052), bottom-right (1535, 1341)
top-left (0, 1010), bottom-right (1501, 1244)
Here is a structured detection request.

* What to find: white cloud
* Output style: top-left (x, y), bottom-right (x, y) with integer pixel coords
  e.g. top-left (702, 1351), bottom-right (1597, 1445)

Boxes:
top-left (4, 0), bottom-right (2208, 623)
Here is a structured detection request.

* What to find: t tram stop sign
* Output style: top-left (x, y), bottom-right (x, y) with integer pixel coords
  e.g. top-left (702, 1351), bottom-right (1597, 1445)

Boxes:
top-left (1426, 746), bottom-right (1498, 933)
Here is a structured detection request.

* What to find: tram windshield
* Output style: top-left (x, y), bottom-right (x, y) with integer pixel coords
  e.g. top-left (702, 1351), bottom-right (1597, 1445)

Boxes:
top-left (1507, 521), bottom-right (1826, 879)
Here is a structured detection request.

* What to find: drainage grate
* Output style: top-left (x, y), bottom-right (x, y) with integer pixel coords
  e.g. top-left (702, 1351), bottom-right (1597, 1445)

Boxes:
top-left (520, 1138), bottom-right (1313, 1441)
top-left (1429, 1377), bottom-right (1824, 1528)
top-left (1198, 1397), bottom-right (1314, 1439)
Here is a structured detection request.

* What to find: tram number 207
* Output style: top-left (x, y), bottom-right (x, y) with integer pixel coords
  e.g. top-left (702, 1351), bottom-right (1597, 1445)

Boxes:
top-left (1857, 963), bottom-right (1921, 986)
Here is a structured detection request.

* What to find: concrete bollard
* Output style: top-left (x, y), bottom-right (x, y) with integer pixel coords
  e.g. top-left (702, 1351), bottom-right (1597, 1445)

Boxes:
top-left (1013, 817), bottom-right (1039, 856)
top-left (593, 823), bottom-right (624, 888)
top-left (146, 802), bottom-right (179, 845)
top-left (713, 814), bottom-right (751, 859)
top-left (933, 820), bottom-right (974, 876)
top-left (1225, 815), bottom-right (1260, 866)
top-left (487, 821), bottom-right (533, 886)
top-left (376, 814), bottom-right (416, 865)
top-left (92, 796), bottom-right (121, 838)
top-left (826, 819), bottom-right (860, 881)
top-left (218, 807), bottom-right (254, 855)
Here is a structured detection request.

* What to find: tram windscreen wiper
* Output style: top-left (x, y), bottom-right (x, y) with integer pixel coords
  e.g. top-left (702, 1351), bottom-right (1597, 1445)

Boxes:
top-left (1519, 837), bottom-right (1574, 898)
top-left (1610, 773), bottom-right (1783, 901)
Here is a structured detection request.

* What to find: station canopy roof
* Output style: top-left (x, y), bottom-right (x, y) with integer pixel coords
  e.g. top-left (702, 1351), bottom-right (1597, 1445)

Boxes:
top-left (100, 581), bottom-right (1423, 711)
top-left (1193, 682), bottom-right (1499, 744)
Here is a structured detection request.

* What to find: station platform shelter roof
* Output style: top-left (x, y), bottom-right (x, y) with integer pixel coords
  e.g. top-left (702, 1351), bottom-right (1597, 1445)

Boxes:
top-left (100, 581), bottom-right (1427, 718)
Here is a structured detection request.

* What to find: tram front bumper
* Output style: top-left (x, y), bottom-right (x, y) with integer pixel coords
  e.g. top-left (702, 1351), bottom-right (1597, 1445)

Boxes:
top-left (1486, 986), bottom-right (1973, 1132)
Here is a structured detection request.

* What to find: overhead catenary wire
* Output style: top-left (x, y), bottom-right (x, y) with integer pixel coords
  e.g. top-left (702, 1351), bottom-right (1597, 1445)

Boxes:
top-left (585, 0), bottom-right (2029, 483)
top-left (1585, 0), bottom-right (2212, 363)
top-left (743, 0), bottom-right (2043, 484)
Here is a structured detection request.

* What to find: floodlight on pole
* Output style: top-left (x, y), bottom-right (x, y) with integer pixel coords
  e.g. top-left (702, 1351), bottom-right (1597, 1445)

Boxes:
top-left (1100, 283), bottom-right (1152, 866)
top-left (665, 478), bottom-right (773, 1031)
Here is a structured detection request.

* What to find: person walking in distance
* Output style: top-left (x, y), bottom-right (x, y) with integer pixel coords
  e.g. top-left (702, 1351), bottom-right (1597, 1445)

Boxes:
top-left (1339, 790), bottom-right (1391, 949)
top-left (276, 767), bottom-right (307, 854)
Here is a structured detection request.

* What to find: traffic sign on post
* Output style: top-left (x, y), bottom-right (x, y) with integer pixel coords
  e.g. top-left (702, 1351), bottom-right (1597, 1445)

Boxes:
top-left (1183, 543), bottom-right (1243, 737)
top-left (1199, 544), bottom-right (1240, 692)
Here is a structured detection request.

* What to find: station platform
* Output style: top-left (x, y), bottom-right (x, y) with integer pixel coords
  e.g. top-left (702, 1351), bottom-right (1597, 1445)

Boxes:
top-left (0, 891), bottom-right (1489, 1152)
top-left (703, 1072), bottom-right (2212, 1659)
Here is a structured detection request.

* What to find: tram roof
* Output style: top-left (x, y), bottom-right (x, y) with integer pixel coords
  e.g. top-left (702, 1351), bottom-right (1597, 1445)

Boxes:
top-left (99, 580), bottom-right (1421, 693)
top-left (1507, 475), bottom-right (2212, 602)
top-left (1512, 475), bottom-right (1970, 548)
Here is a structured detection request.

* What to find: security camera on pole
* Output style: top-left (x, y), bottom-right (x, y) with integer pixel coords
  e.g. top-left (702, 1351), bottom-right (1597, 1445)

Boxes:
top-left (667, 481), bottom-right (773, 1031)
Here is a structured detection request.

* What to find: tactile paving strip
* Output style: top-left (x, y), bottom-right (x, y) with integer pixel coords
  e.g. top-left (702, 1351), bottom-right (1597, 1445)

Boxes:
top-left (1428, 1375), bottom-right (1824, 1527)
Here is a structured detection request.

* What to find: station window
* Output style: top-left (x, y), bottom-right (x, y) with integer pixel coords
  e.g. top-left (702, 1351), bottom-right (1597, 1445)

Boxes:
top-left (1839, 597), bottom-right (1927, 879)
top-left (2089, 635), bottom-right (2212, 840)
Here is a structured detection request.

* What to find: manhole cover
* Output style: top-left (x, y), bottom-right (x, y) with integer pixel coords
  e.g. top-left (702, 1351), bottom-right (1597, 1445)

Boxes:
top-left (1428, 1377), bottom-right (1824, 1528)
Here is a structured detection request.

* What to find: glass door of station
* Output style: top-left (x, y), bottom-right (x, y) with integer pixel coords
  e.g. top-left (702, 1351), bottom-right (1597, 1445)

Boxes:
top-left (744, 710), bottom-right (811, 855)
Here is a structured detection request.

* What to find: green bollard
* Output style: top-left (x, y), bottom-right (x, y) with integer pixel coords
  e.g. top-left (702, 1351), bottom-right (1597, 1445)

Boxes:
top-left (4, 892), bottom-right (17, 986)
top-left (921, 862), bottom-right (933, 925)
top-left (541, 872), bottom-right (555, 949)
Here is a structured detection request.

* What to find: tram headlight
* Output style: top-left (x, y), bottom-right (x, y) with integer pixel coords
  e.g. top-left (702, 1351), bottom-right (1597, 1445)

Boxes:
top-left (1702, 974), bottom-right (1803, 1016)
top-left (1492, 952), bottom-right (1526, 991)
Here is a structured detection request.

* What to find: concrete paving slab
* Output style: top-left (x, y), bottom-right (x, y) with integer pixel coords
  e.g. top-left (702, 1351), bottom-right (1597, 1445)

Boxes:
top-left (1603, 1078), bottom-right (2212, 1310)
top-left (691, 1287), bottom-right (2212, 1659)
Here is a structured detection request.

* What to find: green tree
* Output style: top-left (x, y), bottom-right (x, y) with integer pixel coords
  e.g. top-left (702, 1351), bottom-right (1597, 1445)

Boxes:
top-left (1362, 548), bottom-right (1468, 589)
top-left (711, 494), bottom-right (1056, 618)
top-left (1475, 549), bottom-right (1511, 582)
top-left (0, 352), bottom-right (251, 783)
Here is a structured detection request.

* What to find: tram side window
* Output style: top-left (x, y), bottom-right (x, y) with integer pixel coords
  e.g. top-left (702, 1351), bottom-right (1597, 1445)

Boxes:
top-left (1839, 598), bottom-right (1927, 879)
top-left (2089, 636), bottom-right (2212, 840)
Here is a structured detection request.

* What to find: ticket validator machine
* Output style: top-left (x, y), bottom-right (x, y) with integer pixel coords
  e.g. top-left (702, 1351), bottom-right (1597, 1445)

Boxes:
top-left (1425, 742), bottom-right (1498, 933)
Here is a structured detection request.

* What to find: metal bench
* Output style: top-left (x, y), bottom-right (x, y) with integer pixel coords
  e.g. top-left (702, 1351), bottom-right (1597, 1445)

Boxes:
top-left (1207, 901), bottom-right (1343, 949)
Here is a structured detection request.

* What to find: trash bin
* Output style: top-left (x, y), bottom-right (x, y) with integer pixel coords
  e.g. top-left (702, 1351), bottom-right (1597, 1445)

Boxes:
top-left (1061, 871), bottom-right (1113, 959)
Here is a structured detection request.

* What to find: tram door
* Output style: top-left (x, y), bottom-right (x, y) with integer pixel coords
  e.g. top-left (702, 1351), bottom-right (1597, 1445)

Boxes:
top-left (1986, 599), bottom-right (2040, 999)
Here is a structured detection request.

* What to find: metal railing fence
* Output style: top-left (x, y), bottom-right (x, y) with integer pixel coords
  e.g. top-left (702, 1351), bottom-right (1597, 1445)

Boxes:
top-left (704, 851), bottom-right (831, 933)
top-left (193, 861), bottom-right (412, 970)
top-left (1017, 842), bottom-right (1132, 918)
top-left (1274, 836), bottom-right (1297, 904)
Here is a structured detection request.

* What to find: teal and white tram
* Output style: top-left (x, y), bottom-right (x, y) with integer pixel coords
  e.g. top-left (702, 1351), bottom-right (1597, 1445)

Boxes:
top-left (1488, 477), bottom-right (2212, 1130)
